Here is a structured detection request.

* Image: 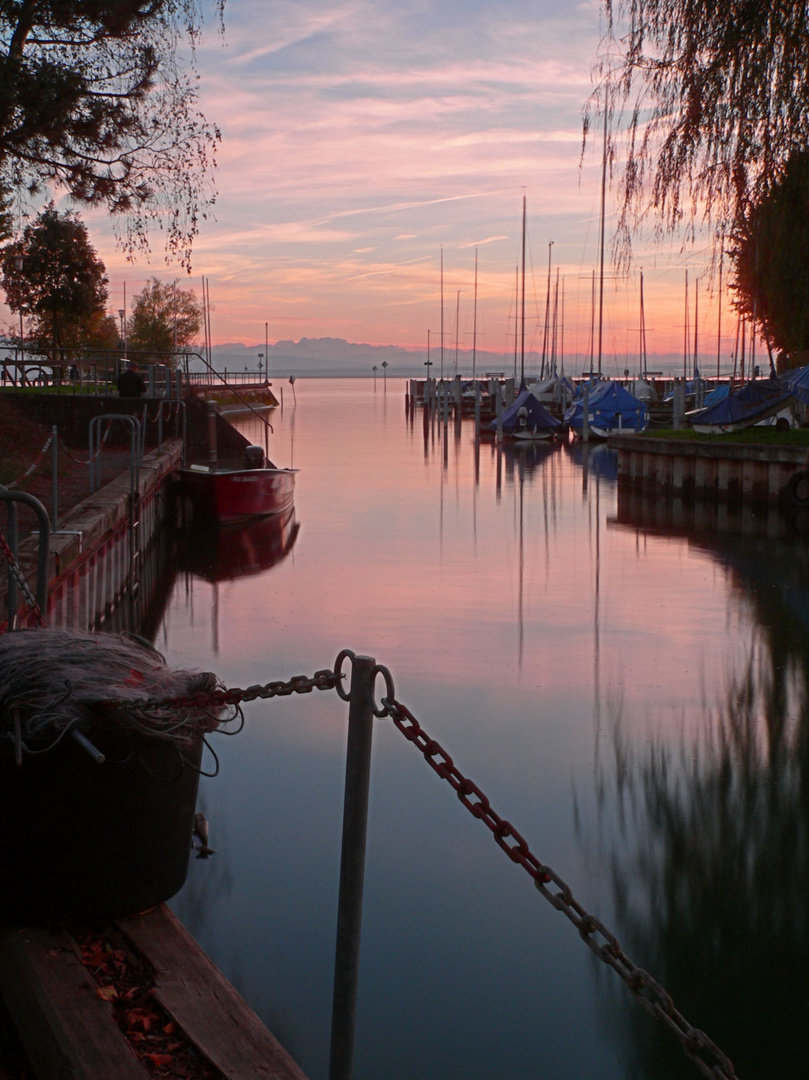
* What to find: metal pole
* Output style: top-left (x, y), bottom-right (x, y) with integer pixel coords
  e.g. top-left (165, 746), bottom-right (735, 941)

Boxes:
top-left (330, 655), bottom-right (376, 1080)
top-left (51, 426), bottom-right (58, 532)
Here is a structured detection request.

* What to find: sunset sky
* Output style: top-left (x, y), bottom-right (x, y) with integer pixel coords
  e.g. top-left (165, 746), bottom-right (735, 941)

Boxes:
top-left (35, 1), bottom-right (735, 365)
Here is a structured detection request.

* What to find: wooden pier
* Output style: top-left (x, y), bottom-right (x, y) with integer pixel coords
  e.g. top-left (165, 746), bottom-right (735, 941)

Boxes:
top-left (0, 905), bottom-right (309, 1080)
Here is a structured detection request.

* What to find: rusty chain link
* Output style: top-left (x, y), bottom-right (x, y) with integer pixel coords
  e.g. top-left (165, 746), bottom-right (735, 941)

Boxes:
top-left (0, 529), bottom-right (46, 626)
top-left (95, 668), bottom-right (339, 714)
top-left (378, 691), bottom-right (738, 1080)
top-left (58, 420), bottom-right (113, 465)
top-left (85, 649), bottom-right (738, 1080)
top-left (3, 432), bottom-right (53, 489)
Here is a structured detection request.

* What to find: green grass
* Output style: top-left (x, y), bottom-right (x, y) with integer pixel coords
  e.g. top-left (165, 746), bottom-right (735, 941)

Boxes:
top-left (644, 425), bottom-right (809, 446)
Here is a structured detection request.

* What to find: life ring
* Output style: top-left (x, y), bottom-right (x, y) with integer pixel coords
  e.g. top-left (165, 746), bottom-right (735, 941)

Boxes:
top-left (787, 470), bottom-right (809, 506)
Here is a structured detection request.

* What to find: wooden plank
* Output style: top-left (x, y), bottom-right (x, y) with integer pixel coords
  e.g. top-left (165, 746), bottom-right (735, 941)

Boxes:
top-left (0, 922), bottom-right (150, 1080)
top-left (116, 907), bottom-right (309, 1080)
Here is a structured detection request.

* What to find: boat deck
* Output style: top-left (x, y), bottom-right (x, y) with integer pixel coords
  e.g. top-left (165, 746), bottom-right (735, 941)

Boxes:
top-left (0, 904), bottom-right (309, 1080)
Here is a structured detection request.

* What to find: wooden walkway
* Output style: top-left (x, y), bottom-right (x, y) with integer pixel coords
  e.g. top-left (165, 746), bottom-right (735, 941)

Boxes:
top-left (0, 905), bottom-right (309, 1080)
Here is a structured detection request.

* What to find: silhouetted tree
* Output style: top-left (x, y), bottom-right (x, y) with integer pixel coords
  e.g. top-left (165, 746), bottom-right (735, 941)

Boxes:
top-left (0, 206), bottom-right (110, 358)
top-left (0, 1), bottom-right (225, 269)
top-left (589, 3), bottom-right (809, 260)
top-left (127, 277), bottom-right (202, 362)
top-left (731, 154), bottom-right (809, 369)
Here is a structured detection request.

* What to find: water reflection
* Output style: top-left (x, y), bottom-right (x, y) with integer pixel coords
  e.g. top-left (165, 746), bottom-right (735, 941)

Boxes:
top-left (593, 507), bottom-right (809, 1077)
top-left (176, 508), bottom-right (300, 584)
top-left (154, 383), bottom-right (809, 1080)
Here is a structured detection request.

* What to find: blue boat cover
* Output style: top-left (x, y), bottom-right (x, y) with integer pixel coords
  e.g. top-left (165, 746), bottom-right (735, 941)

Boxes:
top-left (780, 363), bottom-right (809, 405)
top-left (699, 383), bottom-right (730, 408)
top-left (489, 388), bottom-right (562, 435)
top-left (687, 376), bottom-right (792, 429)
top-left (564, 381), bottom-right (647, 434)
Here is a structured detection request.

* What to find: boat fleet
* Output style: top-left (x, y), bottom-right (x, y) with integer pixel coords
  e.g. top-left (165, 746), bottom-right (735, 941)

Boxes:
top-left (411, 360), bottom-right (809, 443)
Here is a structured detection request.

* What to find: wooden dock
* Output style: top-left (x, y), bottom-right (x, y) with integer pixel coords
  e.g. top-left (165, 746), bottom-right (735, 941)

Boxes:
top-left (0, 905), bottom-right (309, 1080)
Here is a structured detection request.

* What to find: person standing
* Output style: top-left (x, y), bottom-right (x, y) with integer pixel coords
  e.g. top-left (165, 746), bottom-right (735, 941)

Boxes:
top-left (117, 360), bottom-right (147, 398)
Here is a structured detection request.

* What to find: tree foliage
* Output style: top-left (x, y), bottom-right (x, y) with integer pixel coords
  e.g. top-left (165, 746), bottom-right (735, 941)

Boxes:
top-left (589, 2), bottom-right (809, 259)
top-left (731, 153), bottom-right (809, 368)
top-left (0, 1), bottom-right (225, 269)
top-left (0, 205), bottom-right (112, 355)
top-left (127, 276), bottom-right (202, 362)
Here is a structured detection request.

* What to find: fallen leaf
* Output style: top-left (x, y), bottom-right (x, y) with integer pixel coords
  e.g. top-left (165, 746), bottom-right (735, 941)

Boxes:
top-left (96, 985), bottom-right (118, 1002)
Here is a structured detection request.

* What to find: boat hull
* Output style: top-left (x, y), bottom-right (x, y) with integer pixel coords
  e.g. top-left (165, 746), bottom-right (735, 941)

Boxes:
top-left (180, 466), bottom-right (296, 524)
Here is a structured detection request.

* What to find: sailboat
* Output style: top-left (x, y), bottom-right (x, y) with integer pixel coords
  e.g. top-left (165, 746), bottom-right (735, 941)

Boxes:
top-left (489, 197), bottom-right (562, 442)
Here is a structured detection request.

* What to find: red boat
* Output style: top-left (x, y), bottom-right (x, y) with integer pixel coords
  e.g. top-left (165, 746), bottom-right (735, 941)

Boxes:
top-left (180, 445), bottom-right (296, 524)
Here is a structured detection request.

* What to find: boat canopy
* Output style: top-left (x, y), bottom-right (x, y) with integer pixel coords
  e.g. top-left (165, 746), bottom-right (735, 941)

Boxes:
top-left (564, 380), bottom-right (648, 434)
top-left (779, 363), bottom-right (809, 405)
top-left (687, 376), bottom-right (793, 430)
top-left (489, 388), bottom-right (562, 435)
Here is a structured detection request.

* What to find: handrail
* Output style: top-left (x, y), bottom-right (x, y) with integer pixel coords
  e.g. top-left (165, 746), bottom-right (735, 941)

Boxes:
top-left (88, 414), bottom-right (141, 498)
top-left (181, 351), bottom-right (274, 437)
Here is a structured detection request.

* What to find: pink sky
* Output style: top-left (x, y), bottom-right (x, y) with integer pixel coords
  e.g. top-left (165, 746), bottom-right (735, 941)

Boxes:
top-left (14, 1), bottom-right (740, 366)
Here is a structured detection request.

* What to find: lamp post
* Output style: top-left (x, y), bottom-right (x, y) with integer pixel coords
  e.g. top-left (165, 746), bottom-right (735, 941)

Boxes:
top-left (118, 308), bottom-right (126, 359)
top-left (14, 253), bottom-right (24, 359)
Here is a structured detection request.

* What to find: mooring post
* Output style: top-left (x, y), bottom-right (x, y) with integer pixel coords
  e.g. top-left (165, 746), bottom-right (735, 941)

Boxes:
top-left (329, 654), bottom-right (376, 1080)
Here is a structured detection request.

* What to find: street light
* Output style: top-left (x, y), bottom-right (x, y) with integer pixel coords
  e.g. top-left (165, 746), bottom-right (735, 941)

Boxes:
top-left (14, 253), bottom-right (24, 357)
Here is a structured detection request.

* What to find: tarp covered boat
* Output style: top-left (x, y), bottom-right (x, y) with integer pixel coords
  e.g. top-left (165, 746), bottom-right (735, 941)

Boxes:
top-left (489, 387), bottom-right (562, 441)
top-left (565, 380), bottom-right (648, 438)
top-left (687, 377), bottom-right (793, 434)
top-left (779, 363), bottom-right (809, 405)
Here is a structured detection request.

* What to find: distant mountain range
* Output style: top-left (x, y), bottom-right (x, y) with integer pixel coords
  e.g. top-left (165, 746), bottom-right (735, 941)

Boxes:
top-left (199, 337), bottom-right (717, 379)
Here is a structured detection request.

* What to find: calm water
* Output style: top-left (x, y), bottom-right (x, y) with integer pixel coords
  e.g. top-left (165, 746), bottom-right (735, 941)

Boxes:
top-left (154, 379), bottom-right (809, 1080)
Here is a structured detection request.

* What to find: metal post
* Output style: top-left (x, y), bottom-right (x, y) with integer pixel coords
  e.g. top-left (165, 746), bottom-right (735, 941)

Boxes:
top-left (330, 655), bottom-right (376, 1080)
top-left (51, 426), bottom-right (58, 532)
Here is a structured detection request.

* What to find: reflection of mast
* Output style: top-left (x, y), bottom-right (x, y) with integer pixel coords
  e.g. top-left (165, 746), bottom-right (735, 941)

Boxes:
top-left (211, 581), bottom-right (219, 656)
top-left (518, 463), bottom-right (525, 670)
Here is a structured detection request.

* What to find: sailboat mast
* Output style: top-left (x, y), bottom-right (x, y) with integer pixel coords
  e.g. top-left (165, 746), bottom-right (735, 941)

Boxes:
top-left (639, 269), bottom-right (647, 379)
top-left (693, 278), bottom-right (699, 378)
top-left (440, 248), bottom-right (445, 382)
top-left (717, 249), bottom-right (723, 380)
top-left (520, 195), bottom-right (526, 385)
top-left (513, 264), bottom-right (519, 380)
top-left (597, 90), bottom-right (608, 378)
top-left (541, 240), bottom-right (553, 379)
top-left (454, 290), bottom-right (460, 375)
top-left (683, 270), bottom-right (689, 380)
top-left (472, 248), bottom-right (478, 382)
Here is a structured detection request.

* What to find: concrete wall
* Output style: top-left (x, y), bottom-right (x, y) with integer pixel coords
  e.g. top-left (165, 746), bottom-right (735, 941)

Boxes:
top-left (3, 440), bottom-right (183, 632)
top-left (610, 435), bottom-right (808, 507)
